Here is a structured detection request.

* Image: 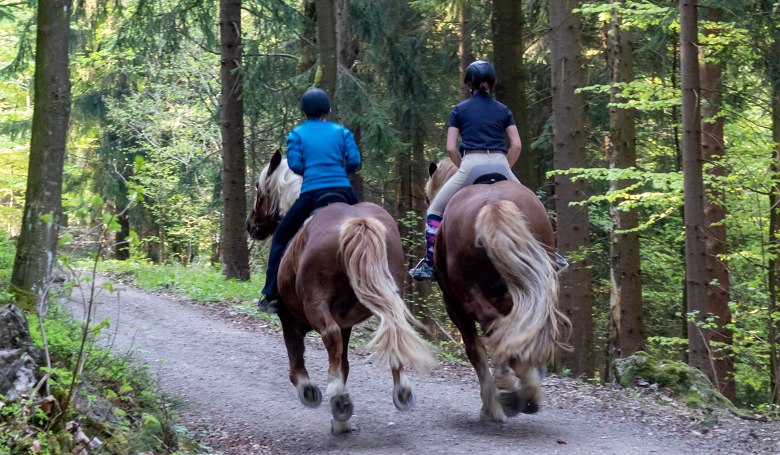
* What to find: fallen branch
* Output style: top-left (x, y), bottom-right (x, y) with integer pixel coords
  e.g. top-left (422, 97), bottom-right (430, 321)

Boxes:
top-left (729, 410), bottom-right (768, 422)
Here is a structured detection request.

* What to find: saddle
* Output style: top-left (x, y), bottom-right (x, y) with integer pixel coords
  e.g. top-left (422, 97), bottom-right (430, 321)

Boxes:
top-left (310, 191), bottom-right (350, 218)
top-left (464, 164), bottom-right (509, 186)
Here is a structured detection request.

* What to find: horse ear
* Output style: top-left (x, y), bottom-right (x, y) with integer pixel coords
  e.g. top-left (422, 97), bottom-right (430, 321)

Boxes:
top-left (268, 150), bottom-right (282, 176)
top-left (428, 162), bottom-right (438, 177)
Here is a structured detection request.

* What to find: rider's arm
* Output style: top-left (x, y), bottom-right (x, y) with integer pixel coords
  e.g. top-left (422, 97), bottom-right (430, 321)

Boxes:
top-left (342, 128), bottom-right (361, 174)
top-left (447, 127), bottom-right (462, 167)
top-left (287, 131), bottom-right (304, 175)
top-left (505, 125), bottom-right (522, 168)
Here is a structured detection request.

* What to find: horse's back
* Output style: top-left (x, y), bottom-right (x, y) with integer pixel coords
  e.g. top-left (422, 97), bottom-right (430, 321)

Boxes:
top-left (444, 181), bottom-right (553, 249)
top-left (278, 202), bottom-right (404, 326)
top-left (436, 181), bottom-right (554, 321)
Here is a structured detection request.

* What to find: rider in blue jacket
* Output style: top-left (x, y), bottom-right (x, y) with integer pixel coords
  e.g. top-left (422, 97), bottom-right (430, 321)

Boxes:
top-left (259, 88), bottom-right (361, 313)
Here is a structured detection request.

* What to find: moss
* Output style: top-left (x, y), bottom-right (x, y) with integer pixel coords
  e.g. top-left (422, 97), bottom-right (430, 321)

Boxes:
top-left (685, 388), bottom-right (704, 408)
top-left (106, 432), bottom-right (129, 453)
top-left (55, 430), bottom-right (73, 453)
top-left (614, 351), bottom-right (736, 410)
top-left (43, 434), bottom-right (61, 454)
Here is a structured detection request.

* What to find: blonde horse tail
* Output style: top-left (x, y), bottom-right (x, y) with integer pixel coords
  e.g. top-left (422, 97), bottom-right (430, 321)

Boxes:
top-left (338, 217), bottom-right (437, 374)
top-left (474, 200), bottom-right (571, 366)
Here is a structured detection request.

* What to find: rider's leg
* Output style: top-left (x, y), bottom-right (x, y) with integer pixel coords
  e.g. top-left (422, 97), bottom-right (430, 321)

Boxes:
top-left (261, 192), bottom-right (316, 310)
top-left (410, 157), bottom-right (475, 279)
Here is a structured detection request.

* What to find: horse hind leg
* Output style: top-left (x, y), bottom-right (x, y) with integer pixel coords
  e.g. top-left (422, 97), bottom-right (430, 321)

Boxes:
top-left (391, 365), bottom-right (416, 412)
top-left (444, 294), bottom-right (505, 422)
top-left (494, 362), bottom-right (524, 418)
top-left (313, 305), bottom-right (353, 433)
top-left (510, 359), bottom-right (543, 414)
top-left (279, 309), bottom-right (322, 409)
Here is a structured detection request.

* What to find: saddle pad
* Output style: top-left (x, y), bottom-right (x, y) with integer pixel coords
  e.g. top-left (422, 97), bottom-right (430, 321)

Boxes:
top-left (464, 164), bottom-right (512, 186)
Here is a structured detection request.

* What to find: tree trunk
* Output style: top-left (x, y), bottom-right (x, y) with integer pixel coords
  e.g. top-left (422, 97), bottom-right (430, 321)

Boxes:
top-left (317, 0), bottom-right (338, 96)
top-left (607, 0), bottom-right (644, 363)
top-left (699, 7), bottom-right (734, 403)
top-left (549, 0), bottom-right (593, 376)
top-left (459, 2), bottom-right (475, 101)
top-left (115, 205), bottom-right (131, 260)
top-left (301, 0), bottom-right (318, 79)
top-left (492, 0), bottom-right (537, 189)
top-left (680, 0), bottom-right (710, 377)
top-left (10, 0), bottom-right (72, 314)
top-left (336, 0), bottom-right (363, 200)
top-left (220, 0), bottom-right (250, 281)
top-left (767, 26), bottom-right (780, 405)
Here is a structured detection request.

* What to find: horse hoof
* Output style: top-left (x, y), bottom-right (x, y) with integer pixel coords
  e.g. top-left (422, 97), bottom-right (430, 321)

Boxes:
top-left (331, 393), bottom-right (354, 422)
top-left (299, 384), bottom-right (322, 408)
top-left (393, 386), bottom-right (417, 412)
top-left (498, 390), bottom-right (523, 417)
top-left (480, 407), bottom-right (507, 423)
top-left (522, 399), bottom-right (539, 414)
top-left (331, 418), bottom-right (352, 434)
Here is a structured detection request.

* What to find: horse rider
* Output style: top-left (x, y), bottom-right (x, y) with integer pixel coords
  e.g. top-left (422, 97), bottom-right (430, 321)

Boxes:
top-left (409, 60), bottom-right (523, 280)
top-left (258, 88), bottom-right (361, 313)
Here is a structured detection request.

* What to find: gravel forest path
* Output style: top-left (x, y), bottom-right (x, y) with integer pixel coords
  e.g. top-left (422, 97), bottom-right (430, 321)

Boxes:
top-left (65, 275), bottom-right (776, 454)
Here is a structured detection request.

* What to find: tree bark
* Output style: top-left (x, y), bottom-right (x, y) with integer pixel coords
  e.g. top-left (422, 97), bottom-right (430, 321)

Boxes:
top-left (115, 206), bottom-right (131, 261)
top-left (607, 0), bottom-right (644, 363)
top-left (699, 7), bottom-right (734, 403)
top-left (301, 0), bottom-right (318, 79)
top-left (220, 0), bottom-right (250, 281)
top-left (680, 0), bottom-right (710, 377)
top-left (459, 2), bottom-right (475, 101)
top-left (550, 0), bottom-right (593, 376)
top-left (770, 89), bottom-right (780, 404)
top-left (767, 24), bottom-right (780, 405)
top-left (10, 0), bottom-right (72, 313)
top-left (492, 0), bottom-right (537, 189)
top-left (317, 0), bottom-right (338, 96)
top-left (336, 0), bottom-right (363, 200)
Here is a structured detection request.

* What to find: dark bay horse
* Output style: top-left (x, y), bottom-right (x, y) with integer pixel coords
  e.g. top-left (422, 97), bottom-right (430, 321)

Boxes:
top-left (428, 159), bottom-right (570, 422)
top-left (247, 151), bottom-right (436, 433)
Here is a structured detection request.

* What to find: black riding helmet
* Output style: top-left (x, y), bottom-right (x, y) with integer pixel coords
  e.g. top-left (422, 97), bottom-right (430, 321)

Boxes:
top-left (464, 60), bottom-right (496, 92)
top-left (301, 88), bottom-right (331, 119)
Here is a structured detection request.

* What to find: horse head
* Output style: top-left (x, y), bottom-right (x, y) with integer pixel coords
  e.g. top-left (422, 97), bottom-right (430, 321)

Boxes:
top-left (426, 159), bottom-right (457, 204)
top-left (246, 151), bottom-right (302, 240)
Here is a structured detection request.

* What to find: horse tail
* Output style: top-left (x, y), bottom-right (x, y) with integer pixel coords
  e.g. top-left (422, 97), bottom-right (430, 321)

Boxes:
top-left (474, 200), bottom-right (571, 366)
top-left (338, 217), bottom-right (437, 374)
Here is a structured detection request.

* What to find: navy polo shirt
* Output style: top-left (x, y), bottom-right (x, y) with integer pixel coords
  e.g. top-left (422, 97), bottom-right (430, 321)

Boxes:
top-left (447, 91), bottom-right (516, 151)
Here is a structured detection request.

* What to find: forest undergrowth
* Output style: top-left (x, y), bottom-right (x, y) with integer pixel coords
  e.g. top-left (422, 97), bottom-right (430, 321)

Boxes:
top-left (0, 233), bottom-right (220, 455)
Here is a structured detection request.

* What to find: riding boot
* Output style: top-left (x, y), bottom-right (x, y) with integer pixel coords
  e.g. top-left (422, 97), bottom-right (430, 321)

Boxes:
top-left (409, 214), bottom-right (441, 280)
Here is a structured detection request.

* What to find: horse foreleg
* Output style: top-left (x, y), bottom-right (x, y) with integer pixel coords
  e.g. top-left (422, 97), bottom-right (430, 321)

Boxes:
top-left (314, 305), bottom-right (353, 433)
top-left (510, 360), bottom-right (543, 414)
top-left (444, 295), bottom-right (505, 422)
top-left (391, 365), bottom-right (416, 412)
top-left (279, 308), bottom-right (322, 408)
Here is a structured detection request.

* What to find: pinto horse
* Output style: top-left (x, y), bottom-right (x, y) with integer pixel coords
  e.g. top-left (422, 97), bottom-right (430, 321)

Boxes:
top-left (427, 159), bottom-right (570, 422)
top-left (247, 151), bottom-right (436, 433)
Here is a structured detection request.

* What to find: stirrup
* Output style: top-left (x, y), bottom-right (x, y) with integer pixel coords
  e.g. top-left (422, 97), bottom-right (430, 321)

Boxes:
top-left (553, 253), bottom-right (569, 273)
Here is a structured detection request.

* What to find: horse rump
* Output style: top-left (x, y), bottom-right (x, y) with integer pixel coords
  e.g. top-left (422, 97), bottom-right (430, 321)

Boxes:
top-left (474, 200), bottom-right (571, 366)
top-left (338, 217), bottom-right (436, 374)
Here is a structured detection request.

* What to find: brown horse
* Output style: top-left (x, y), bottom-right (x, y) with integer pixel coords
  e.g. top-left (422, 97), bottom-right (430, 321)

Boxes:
top-left (247, 151), bottom-right (436, 433)
top-left (427, 158), bottom-right (570, 422)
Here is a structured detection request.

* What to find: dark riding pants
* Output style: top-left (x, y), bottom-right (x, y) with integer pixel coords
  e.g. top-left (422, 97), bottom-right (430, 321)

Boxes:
top-left (262, 187), bottom-right (359, 299)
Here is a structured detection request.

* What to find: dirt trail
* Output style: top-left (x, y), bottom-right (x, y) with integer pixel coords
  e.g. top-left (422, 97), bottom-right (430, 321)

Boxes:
top-left (64, 276), bottom-right (768, 454)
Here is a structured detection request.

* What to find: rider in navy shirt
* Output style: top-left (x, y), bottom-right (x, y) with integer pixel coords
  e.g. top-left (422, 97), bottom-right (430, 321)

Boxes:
top-left (410, 61), bottom-right (522, 280)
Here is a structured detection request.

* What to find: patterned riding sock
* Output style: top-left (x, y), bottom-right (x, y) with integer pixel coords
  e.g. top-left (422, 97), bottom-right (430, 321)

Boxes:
top-left (424, 214), bottom-right (442, 266)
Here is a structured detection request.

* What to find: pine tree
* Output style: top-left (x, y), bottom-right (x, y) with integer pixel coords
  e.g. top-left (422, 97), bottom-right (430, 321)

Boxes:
top-left (607, 0), bottom-right (644, 361)
top-left (680, 0), bottom-right (710, 378)
top-left (10, 0), bottom-right (73, 312)
top-left (220, 0), bottom-right (250, 281)
top-left (699, 6), bottom-right (734, 403)
top-left (549, 0), bottom-right (593, 376)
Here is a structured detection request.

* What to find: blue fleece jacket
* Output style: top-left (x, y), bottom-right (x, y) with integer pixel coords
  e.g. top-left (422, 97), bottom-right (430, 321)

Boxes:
top-left (286, 119), bottom-right (361, 194)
